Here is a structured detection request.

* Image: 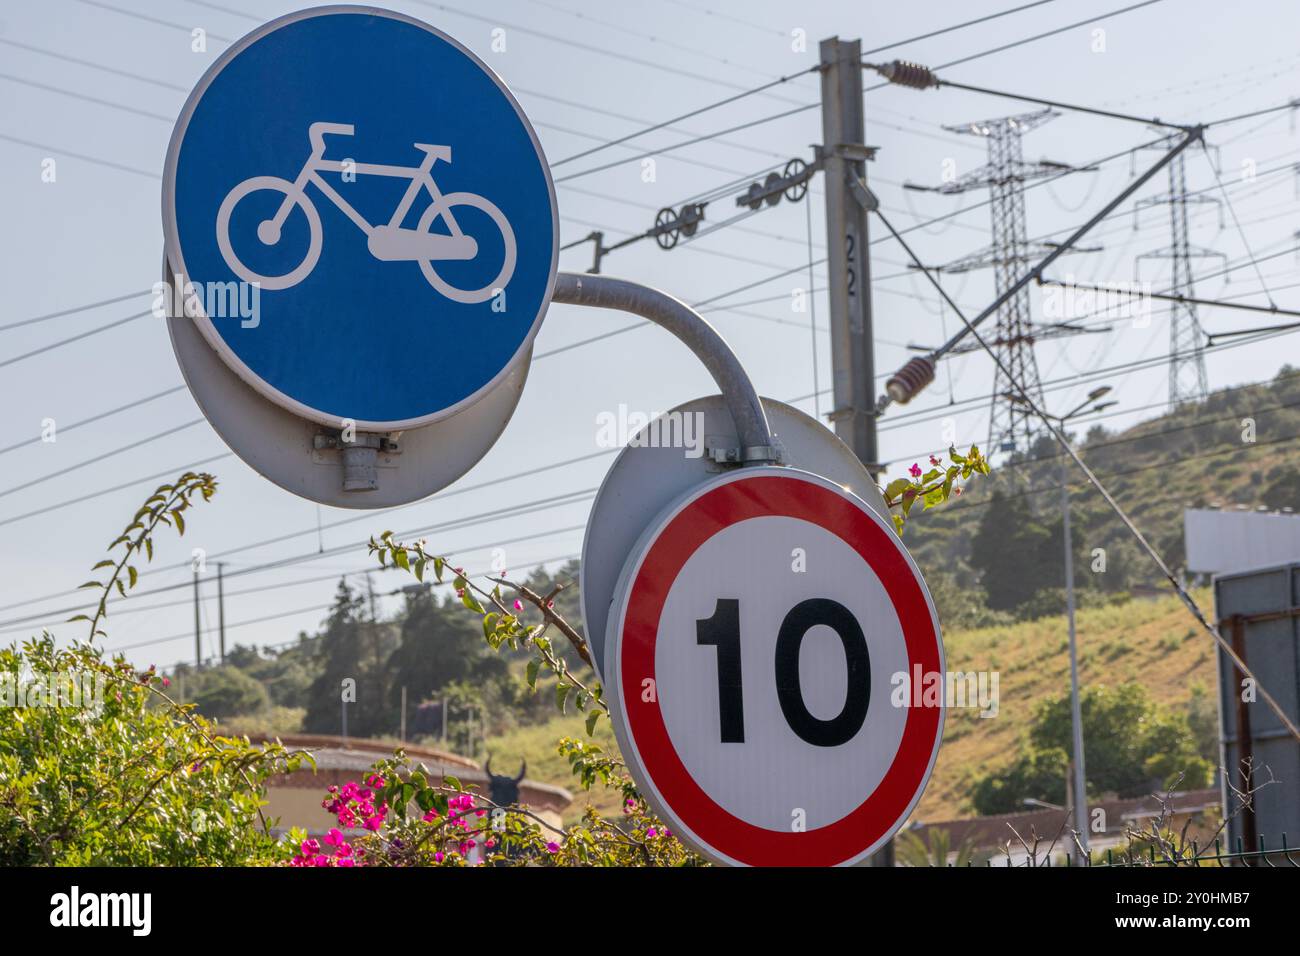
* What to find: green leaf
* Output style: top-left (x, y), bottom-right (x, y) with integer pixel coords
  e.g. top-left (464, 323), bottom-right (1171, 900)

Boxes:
top-left (525, 659), bottom-right (540, 689)
top-left (67, 614), bottom-right (92, 623)
top-left (172, 510), bottom-right (186, 535)
top-left (922, 486), bottom-right (945, 509)
top-left (585, 711), bottom-right (600, 736)
top-left (92, 560), bottom-right (114, 570)
top-left (556, 683), bottom-right (571, 714)
top-left (460, 590), bottom-right (484, 613)
top-left (883, 478), bottom-right (912, 502)
top-left (393, 548), bottom-right (410, 571)
top-left (443, 774), bottom-right (462, 793)
top-left (127, 565), bottom-right (138, 588)
top-left (433, 556), bottom-right (445, 582)
top-left (413, 558), bottom-right (426, 582)
top-left (77, 580), bottom-right (103, 590)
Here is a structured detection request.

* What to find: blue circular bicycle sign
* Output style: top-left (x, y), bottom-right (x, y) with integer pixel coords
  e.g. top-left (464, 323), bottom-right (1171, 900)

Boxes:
top-left (163, 5), bottom-right (558, 430)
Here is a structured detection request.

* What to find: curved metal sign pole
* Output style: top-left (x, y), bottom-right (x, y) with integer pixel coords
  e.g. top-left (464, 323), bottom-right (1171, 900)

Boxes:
top-left (551, 272), bottom-right (781, 465)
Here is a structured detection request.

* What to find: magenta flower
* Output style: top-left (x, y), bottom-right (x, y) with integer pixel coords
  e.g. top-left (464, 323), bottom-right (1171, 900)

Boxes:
top-left (545, 841), bottom-right (560, 853)
top-left (908, 462), bottom-right (922, 478)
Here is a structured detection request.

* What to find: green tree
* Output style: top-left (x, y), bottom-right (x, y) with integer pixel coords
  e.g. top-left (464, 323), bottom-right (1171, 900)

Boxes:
top-left (224, 639), bottom-right (318, 710)
top-left (302, 580), bottom-right (396, 738)
top-left (969, 489), bottom-right (1056, 611)
top-left (184, 665), bottom-right (270, 719)
top-left (383, 587), bottom-right (508, 736)
top-left (972, 683), bottom-right (1211, 815)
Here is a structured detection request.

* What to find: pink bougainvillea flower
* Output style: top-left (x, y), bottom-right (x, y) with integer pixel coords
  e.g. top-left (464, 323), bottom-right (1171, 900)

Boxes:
top-left (545, 842), bottom-right (560, 853)
top-left (365, 774), bottom-right (384, 789)
top-left (434, 851), bottom-right (445, 863)
top-left (930, 455), bottom-right (941, 467)
top-left (908, 462), bottom-right (922, 478)
top-left (513, 600), bottom-right (523, 611)
top-left (646, 828), bottom-right (658, 838)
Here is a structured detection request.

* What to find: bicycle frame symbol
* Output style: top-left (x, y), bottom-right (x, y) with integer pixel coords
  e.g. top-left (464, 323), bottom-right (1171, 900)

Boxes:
top-left (216, 122), bottom-right (517, 303)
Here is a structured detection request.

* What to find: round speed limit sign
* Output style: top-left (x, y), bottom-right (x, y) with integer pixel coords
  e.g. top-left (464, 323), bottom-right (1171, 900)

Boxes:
top-left (605, 467), bottom-right (944, 867)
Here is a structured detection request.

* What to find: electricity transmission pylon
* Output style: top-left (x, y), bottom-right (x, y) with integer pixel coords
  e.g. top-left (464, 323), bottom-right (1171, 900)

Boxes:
top-left (1135, 144), bottom-right (1224, 407)
top-left (908, 109), bottom-right (1093, 453)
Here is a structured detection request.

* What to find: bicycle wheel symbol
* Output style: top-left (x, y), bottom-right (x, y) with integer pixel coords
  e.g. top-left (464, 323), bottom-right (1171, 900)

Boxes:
top-left (417, 193), bottom-right (516, 304)
top-left (216, 176), bottom-right (323, 291)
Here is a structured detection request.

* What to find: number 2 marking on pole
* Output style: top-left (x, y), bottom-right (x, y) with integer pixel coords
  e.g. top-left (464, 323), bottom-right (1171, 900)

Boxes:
top-left (696, 596), bottom-right (871, 747)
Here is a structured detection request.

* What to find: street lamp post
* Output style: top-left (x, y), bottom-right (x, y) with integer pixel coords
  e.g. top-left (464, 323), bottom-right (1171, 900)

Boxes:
top-left (1012, 386), bottom-right (1117, 865)
top-left (1060, 448), bottom-right (1087, 863)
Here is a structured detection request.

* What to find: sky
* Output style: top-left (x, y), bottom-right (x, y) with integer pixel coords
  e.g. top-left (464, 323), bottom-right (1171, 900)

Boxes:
top-left (1, 0), bottom-right (1298, 670)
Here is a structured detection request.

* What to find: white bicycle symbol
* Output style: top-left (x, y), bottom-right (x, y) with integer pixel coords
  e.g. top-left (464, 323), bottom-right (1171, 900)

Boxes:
top-left (216, 121), bottom-right (516, 304)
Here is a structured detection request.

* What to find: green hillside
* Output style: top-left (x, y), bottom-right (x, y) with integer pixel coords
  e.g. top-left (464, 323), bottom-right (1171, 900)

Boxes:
top-left (903, 365), bottom-right (1300, 627)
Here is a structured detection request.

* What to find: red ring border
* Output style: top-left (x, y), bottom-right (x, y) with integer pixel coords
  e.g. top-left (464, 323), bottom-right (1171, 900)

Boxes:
top-left (617, 471), bottom-right (943, 866)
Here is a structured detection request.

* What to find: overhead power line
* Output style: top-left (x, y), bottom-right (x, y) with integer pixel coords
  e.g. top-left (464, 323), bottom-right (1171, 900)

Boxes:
top-left (554, 0), bottom-right (1169, 183)
top-left (873, 201), bottom-right (1300, 743)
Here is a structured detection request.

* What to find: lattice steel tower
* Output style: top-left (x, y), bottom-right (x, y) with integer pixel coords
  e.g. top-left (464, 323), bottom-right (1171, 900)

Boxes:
top-left (1136, 147), bottom-right (1222, 407)
top-left (915, 109), bottom-right (1085, 453)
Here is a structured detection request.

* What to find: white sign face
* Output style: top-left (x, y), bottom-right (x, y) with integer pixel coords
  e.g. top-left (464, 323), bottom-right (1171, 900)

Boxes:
top-left (605, 467), bottom-right (945, 867)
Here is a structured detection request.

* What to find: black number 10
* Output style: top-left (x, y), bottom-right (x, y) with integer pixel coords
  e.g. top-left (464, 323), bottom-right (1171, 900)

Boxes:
top-left (695, 597), bottom-right (871, 747)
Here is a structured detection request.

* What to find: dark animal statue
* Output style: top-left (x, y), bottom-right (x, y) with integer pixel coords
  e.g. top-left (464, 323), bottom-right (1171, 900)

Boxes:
top-left (484, 755), bottom-right (527, 808)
